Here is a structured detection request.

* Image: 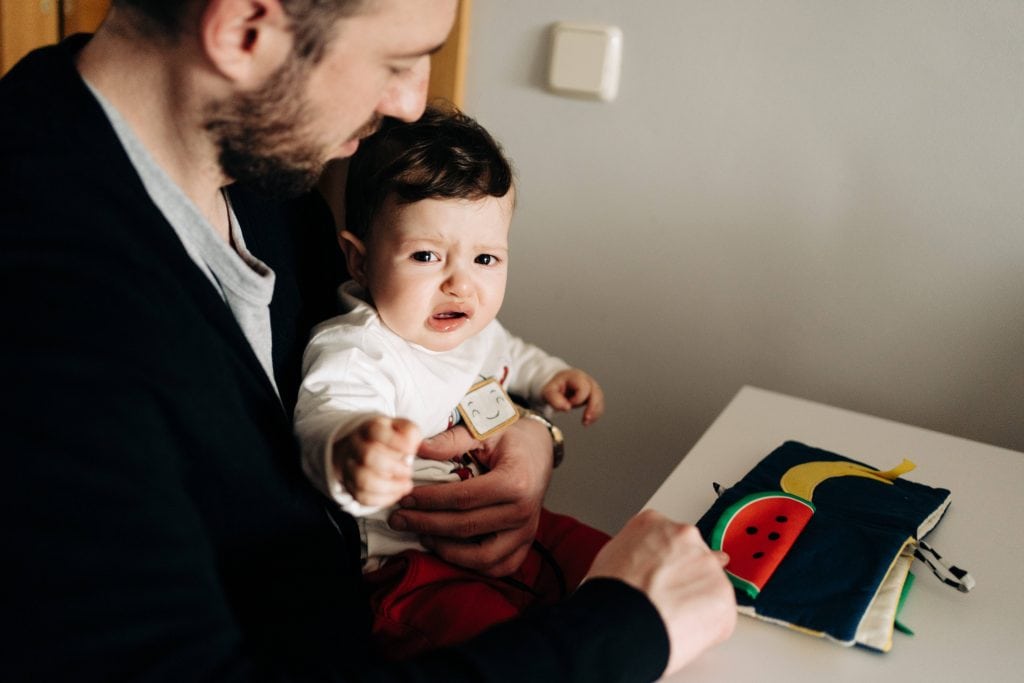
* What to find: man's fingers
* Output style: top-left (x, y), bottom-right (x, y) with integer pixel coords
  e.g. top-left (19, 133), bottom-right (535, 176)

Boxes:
top-left (397, 466), bottom-right (523, 512)
top-left (389, 497), bottom-right (526, 537)
top-left (417, 425), bottom-right (481, 461)
top-left (424, 529), bottom-right (533, 576)
top-left (586, 510), bottom-right (737, 676)
top-left (387, 417), bottom-right (550, 576)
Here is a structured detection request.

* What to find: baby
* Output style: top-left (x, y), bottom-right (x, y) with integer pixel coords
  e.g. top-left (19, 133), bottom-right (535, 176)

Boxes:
top-left (295, 105), bottom-right (609, 657)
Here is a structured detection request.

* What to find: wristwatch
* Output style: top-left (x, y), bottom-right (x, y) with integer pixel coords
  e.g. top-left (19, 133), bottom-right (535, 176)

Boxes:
top-left (519, 408), bottom-right (564, 468)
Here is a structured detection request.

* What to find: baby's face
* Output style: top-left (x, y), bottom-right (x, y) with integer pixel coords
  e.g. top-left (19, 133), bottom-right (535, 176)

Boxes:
top-left (363, 192), bottom-right (513, 352)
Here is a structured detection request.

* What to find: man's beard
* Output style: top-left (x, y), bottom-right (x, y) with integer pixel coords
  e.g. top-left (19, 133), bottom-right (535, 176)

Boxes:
top-left (204, 57), bottom-right (327, 198)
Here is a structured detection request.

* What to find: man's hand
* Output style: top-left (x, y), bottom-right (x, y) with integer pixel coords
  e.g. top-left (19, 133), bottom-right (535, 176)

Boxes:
top-left (387, 417), bottom-right (553, 576)
top-left (586, 510), bottom-right (737, 677)
top-left (332, 417), bottom-right (419, 508)
top-left (541, 368), bottom-right (605, 426)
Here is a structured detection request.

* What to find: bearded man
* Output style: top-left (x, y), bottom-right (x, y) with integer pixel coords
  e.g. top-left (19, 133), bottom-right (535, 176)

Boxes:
top-left (0, 2), bottom-right (735, 680)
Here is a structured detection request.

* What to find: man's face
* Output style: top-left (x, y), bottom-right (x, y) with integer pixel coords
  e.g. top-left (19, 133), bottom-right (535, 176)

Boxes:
top-left (206, 0), bottom-right (458, 196)
top-left (362, 193), bottom-right (514, 352)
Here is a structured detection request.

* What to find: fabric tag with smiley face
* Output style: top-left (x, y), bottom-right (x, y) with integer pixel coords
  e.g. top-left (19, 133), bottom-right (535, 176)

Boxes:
top-left (456, 378), bottom-right (520, 440)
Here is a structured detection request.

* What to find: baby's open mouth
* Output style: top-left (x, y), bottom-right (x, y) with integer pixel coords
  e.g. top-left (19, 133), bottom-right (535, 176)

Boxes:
top-left (428, 307), bottom-right (471, 333)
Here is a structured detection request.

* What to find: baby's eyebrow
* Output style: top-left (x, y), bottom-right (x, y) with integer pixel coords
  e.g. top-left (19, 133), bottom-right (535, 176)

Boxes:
top-left (398, 236), bottom-right (445, 248)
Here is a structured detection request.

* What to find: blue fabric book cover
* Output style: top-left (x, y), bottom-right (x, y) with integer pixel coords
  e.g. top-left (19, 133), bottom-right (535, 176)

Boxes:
top-left (696, 440), bottom-right (960, 651)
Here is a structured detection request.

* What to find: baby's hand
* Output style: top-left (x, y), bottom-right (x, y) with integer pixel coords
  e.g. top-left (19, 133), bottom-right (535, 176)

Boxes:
top-left (541, 369), bottom-right (605, 426)
top-left (333, 417), bottom-right (420, 507)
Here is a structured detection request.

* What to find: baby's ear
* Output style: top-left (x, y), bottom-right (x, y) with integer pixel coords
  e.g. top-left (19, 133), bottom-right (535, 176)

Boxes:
top-left (338, 230), bottom-right (368, 286)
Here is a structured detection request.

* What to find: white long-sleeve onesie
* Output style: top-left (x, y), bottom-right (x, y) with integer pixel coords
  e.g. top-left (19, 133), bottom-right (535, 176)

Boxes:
top-left (294, 282), bottom-right (569, 569)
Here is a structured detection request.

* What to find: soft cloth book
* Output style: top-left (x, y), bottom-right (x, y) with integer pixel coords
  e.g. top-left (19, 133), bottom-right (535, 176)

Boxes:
top-left (696, 440), bottom-right (972, 651)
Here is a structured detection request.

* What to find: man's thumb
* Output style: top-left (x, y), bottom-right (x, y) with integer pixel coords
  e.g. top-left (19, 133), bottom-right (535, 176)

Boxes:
top-left (417, 424), bottom-right (479, 461)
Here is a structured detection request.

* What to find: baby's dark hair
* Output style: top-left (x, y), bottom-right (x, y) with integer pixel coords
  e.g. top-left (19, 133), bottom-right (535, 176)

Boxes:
top-left (344, 104), bottom-right (514, 239)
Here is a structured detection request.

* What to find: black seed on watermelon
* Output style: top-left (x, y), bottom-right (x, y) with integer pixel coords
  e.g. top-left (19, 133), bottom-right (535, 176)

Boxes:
top-left (710, 491), bottom-right (815, 599)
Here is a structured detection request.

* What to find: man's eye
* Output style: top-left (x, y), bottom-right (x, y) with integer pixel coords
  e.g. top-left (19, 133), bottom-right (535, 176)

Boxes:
top-left (475, 254), bottom-right (499, 266)
top-left (412, 251), bottom-right (439, 262)
top-left (388, 62), bottom-right (415, 76)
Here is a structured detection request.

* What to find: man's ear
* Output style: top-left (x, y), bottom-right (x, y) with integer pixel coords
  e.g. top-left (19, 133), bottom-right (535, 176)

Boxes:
top-left (338, 230), bottom-right (369, 287)
top-left (199, 0), bottom-right (292, 85)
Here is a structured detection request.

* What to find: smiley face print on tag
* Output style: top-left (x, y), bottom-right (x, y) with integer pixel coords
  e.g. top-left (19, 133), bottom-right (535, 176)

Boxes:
top-left (457, 378), bottom-right (520, 440)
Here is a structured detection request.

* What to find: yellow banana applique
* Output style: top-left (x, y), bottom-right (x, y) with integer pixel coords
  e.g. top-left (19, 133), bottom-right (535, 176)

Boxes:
top-left (780, 459), bottom-right (916, 502)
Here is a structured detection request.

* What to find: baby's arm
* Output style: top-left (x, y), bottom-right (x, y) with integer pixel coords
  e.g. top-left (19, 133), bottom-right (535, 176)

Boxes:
top-left (333, 416), bottom-right (419, 508)
top-left (294, 319), bottom-right (414, 514)
top-left (496, 322), bottom-right (606, 426)
top-left (541, 368), bottom-right (605, 426)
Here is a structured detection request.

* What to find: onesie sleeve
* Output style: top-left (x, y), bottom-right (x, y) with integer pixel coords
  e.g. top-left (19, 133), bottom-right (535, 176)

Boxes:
top-left (496, 323), bottom-right (572, 403)
top-left (294, 319), bottom-right (397, 515)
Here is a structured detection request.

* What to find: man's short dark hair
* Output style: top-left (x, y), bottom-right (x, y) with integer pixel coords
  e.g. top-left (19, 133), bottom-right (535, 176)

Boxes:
top-left (112, 0), bottom-right (367, 62)
top-left (345, 104), bottom-right (515, 240)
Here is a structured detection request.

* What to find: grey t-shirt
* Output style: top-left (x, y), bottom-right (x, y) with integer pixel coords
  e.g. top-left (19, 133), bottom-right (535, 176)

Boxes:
top-left (86, 82), bottom-right (279, 396)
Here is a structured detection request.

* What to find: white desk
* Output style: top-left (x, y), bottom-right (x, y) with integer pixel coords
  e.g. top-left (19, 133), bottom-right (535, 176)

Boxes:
top-left (645, 386), bottom-right (1023, 682)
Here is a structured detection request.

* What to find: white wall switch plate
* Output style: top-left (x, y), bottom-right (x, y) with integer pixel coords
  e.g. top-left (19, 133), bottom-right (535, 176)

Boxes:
top-left (548, 22), bottom-right (623, 102)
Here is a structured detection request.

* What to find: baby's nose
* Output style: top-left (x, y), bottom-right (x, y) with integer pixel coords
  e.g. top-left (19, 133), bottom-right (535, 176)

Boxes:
top-left (442, 270), bottom-right (473, 298)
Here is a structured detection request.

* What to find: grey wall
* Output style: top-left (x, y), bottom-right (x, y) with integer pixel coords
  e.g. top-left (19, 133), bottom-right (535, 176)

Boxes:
top-left (462, 0), bottom-right (1024, 534)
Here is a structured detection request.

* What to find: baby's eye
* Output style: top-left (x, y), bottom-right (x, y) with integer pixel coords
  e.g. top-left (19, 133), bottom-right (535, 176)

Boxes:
top-left (411, 251), bottom-right (440, 263)
top-left (475, 254), bottom-right (500, 266)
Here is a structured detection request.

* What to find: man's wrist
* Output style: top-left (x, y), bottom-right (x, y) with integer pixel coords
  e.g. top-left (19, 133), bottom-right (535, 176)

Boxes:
top-left (519, 408), bottom-right (564, 468)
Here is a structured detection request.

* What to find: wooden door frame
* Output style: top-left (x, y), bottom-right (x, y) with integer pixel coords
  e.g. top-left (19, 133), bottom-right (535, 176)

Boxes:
top-left (427, 0), bottom-right (472, 107)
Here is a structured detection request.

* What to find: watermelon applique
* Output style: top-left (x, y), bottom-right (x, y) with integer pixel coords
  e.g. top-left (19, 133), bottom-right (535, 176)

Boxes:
top-left (710, 492), bottom-right (815, 598)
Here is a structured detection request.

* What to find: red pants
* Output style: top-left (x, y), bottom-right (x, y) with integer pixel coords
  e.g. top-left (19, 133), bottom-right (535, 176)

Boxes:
top-left (364, 508), bottom-right (610, 659)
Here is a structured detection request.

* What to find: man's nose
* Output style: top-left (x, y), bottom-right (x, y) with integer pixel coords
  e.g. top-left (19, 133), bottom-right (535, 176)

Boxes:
top-left (377, 57), bottom-right (430, 123)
